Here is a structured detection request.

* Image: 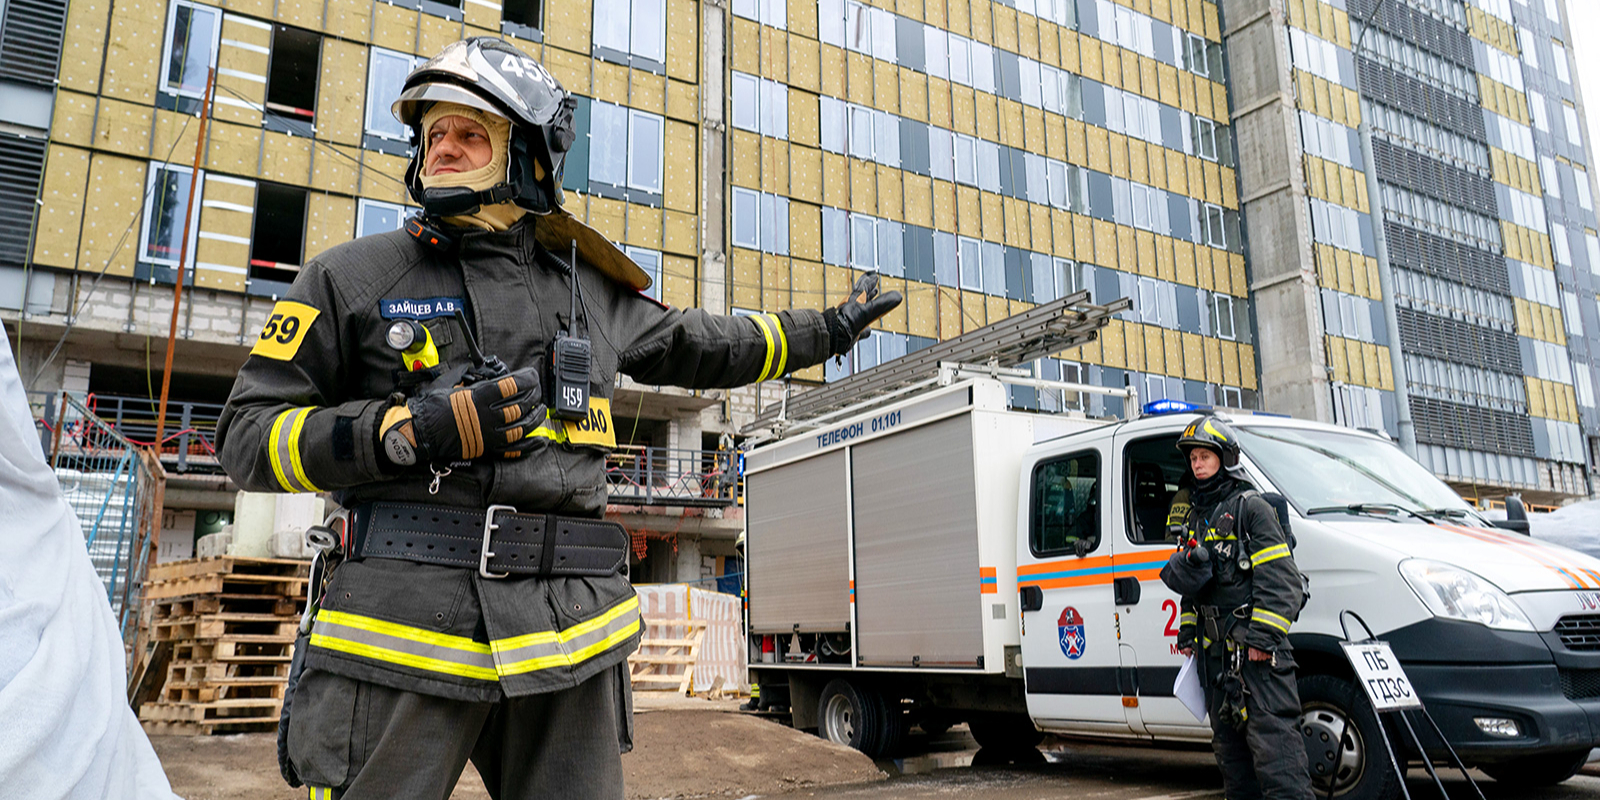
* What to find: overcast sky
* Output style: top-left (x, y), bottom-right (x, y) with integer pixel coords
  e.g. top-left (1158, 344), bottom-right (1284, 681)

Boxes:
top-left (1569, 2), bottom-right (1600, 165)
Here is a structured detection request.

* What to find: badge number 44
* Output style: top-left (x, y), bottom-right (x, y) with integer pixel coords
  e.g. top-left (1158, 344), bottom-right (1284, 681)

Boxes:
top-left (1340, 642), bottom-right (1422, 711)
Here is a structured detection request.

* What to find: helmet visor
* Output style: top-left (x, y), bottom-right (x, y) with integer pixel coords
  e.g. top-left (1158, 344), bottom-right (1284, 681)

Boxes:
top-left (392, 82), bottom-right (509, 128)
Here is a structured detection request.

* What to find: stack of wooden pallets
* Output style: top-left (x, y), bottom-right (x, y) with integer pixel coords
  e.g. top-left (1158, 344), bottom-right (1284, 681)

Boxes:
top-left (136, 556), bottom-right (308, 735)
top-left (628, 618), bottom-right (706, 694)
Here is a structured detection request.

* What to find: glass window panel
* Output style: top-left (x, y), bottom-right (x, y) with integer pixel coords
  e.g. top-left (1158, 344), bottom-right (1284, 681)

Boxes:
top-left (982, 241), bottom-right (1005, 295)
top-left (628, 110), bottom-right (663, 193)
top-left (851, 213), bottom-right (876, 269)
top-left (1030, 252), bottom-right (1054, 302)
top-left (732, 72), bottom-right (759, 132)
top-left (934, 231), bottom-right (957, 287)
top-left (164, 3), bottom-right (219, 98)
top-left (819, 0), bottom-right (845, 46)
top-left (977, 140), bottom-right (1001, 193)
top-left (874, 110), bottom-right (899, 167)
top-left (627, 247), bottom-right (663, 300)
top-left (732, 188), bottom-right (759, 248)
top-left (925, 25), bottom-right (948, 79)
top-left (589, 102), bottom-right (628, 186)
top-left (365, 48), bottom-right (414, 140)
top-left (592, 0), bottom-right (630, 52)
top-left (949, 35), bottom-right (970, 85)
top-left (958, 236), bottom-right (981, 290)
top-left (823, 207), bottom-right (847, 265)
top-left (850, 105), bottom-right (874, 158)
top-left (772, 196), bottom-right (789, 255)
top-left (630, 0), bottom-right (665, 61)
top-left (1020, 58), bottom-right (1041, 107)
top-left (143, 166), bottom-right (193, 265)
top-left (972, 42), bottom-right (995, 92)
top-left (954, 134), bottom-right (976, 185)
top-left (820, 96), bottom-right (845, 153)
top-left (356, 199), bottom-right (405, 238)
top-left (929, 127), bottom-right (953, 181)
top-left (877, 219), bottom-right (903, 276)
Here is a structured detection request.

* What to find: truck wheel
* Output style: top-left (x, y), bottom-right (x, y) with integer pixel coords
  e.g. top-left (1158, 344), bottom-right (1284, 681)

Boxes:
top-left (1298, 674), bottom-right (1400, 800)
top-left (1480, 751), bottom-right (1589, 786)
top-left (817, 679), bottom-right (904, 758)
top-left (967, 713), bottom-right (1044, 752)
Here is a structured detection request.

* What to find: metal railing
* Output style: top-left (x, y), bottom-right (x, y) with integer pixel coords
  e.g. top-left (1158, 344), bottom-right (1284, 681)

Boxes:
top-left (37, 393), bottom-right (226, 473)
top-left (605, 446), bottom-right (739, 507)
top-left (32, 392), bottom-right (166, 651)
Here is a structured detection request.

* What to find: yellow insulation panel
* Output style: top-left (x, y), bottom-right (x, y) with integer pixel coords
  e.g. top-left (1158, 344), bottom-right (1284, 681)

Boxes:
top-left (59, 0), bottom-right (110, 93)
top-left (662, 255), bottom-right (697, 310)
top-left (33, 146), bottom-right (92, 270)
top-left (372, 3), bottom-right (420, 54)
top-left (545, 0), bottom-right (591, 54)
top-left (101, 0), bottom-right (163, 103)
top-left (80, 154), bottom-right (147, 278)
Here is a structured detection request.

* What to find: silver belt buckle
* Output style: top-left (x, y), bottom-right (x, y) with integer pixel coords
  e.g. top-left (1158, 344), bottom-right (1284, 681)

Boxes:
top-left (480, 504), bottom-right (516, 579)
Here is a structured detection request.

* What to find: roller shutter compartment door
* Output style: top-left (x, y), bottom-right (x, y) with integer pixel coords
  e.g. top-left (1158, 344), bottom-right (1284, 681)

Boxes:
top-left (747, 449), bottom-right (852, 635)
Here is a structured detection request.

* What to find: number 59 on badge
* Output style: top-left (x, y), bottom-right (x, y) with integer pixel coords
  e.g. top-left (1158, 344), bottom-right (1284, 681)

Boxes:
top-left (251, 301), bottom-right (321, 361)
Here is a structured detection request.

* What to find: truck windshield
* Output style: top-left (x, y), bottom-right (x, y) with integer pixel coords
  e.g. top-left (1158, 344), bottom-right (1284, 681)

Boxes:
top-left (1234, 426), bottom-right (1480, 522)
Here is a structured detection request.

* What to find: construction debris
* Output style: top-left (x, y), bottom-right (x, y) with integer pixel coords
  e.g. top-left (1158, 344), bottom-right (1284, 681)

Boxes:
top-left (136, 556), bottom-right (307, 735)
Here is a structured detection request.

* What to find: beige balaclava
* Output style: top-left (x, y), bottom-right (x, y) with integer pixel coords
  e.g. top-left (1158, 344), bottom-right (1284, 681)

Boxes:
top-left (419, 102), bottom-right (526, 232)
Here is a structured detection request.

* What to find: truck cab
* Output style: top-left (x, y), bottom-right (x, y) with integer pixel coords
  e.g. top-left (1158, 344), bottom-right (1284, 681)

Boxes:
top-left (746, 378), bottom-right (1600, 798)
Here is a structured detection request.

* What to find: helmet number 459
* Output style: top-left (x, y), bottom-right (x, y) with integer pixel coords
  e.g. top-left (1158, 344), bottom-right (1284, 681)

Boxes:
top-left (500, 53), bottom-right (557, 91)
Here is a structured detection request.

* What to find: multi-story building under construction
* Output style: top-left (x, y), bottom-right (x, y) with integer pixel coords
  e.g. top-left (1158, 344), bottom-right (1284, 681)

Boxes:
top-left (1231, 0), bottom-right (1600, 505)
top-left (0, 0), bottom-right (1593, 561)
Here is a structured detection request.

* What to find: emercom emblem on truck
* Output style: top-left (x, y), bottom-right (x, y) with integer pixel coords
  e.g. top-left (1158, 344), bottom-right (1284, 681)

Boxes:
top-left (1059, 607), bottom-right (1086, 660)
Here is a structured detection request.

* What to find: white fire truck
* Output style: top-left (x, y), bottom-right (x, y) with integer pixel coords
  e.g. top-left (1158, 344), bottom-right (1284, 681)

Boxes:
top-left (741, 293), bottom-right (1600, 800)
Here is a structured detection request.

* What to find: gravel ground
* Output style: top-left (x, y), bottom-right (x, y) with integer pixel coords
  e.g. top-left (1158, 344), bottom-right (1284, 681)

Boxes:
top-left (150, 694), bottom-right (883, 799)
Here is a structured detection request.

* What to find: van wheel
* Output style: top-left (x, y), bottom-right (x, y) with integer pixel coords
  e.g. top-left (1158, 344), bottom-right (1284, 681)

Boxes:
top-left (1298, 675), bottom-right (1400, 800)
top-left (817, 679), bottom-right (904, 758)
top-left (967, 713), bottom-right (1045, 752)
top-left (1480, 751), bottom-right (1589, 786)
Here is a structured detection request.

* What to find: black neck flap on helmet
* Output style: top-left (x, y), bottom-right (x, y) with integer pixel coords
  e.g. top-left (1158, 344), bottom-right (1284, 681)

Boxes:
top-left (393, 38), bottom-right (578, 219)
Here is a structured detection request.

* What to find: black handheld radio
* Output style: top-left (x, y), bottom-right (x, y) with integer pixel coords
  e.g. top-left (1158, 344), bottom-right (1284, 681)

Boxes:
top-left (548, 239), bottom-right (592, 421)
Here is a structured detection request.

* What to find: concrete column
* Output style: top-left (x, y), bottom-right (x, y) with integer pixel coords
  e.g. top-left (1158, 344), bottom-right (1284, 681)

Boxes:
top-left (1222, 0), bottom-right (1332, 422)
top-left (673, 534), bottom-right (703, 584)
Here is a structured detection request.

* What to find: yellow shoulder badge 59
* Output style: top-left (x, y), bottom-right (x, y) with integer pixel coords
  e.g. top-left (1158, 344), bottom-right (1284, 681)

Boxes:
top-left (251, 301), bottom-right (321, 361)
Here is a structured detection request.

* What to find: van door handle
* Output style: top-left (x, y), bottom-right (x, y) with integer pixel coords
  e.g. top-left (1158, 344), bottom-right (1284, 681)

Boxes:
top-left (1113, 577), bottom-right (1142, 605)
top-left (1019, 585), bottom-right (1043, 613)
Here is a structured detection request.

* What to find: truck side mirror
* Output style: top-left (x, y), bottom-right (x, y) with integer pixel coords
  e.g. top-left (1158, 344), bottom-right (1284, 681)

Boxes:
top-left (1491, 495), bottom-right (1531, 535)
top-left (1019, 585), bottom-right (1044, 613)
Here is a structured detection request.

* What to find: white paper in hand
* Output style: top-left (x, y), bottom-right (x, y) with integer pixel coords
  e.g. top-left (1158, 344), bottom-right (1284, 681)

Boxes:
top-left (1174, 654), bottom-right (1207, 722)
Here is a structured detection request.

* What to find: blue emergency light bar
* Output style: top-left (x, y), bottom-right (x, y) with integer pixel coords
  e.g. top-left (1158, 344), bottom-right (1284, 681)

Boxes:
top-left (1142, 399), bottom-right (1210, 416)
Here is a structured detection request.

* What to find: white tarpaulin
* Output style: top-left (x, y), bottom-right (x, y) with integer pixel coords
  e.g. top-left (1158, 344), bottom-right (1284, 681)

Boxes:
top-left (0, 336), bottom-right (179, 800)
top-left (635, 584), bottom-right (747, 693)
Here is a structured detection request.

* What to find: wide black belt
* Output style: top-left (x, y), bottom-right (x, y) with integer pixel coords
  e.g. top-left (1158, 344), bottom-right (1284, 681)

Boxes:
top-left (350, 501), bottom-right (628, 579)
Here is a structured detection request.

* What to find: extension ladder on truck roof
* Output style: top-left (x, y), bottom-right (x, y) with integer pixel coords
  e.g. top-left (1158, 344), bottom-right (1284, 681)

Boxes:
top-left (743, 290), bottom-right (1134, 440)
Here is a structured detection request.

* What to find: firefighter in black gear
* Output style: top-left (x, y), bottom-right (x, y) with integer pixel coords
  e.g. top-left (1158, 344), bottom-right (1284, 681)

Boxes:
top-left (217, 37), bottom-right (900, 800)
top-left (1167, 418), bottom-right (1313, 800)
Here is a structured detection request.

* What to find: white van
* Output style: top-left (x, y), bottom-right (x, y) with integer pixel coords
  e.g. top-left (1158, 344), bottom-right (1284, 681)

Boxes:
top-left (744, 376), bottom-right (1600, 800)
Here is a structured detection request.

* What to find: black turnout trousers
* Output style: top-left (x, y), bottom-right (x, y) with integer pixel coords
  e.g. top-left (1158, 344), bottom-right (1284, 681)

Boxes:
top-left (1201, 649), bottom-right (1315, 800)
top-left (289, 662), bottom-right (633, 800)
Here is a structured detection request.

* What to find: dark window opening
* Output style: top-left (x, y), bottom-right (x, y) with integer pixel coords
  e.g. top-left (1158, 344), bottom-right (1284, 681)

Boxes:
top-left (264, 25), bottom-right (320, 136)
top-left (1123, 435), bottom-right (1186, 544)
top-left (249, 182), bottom-right (307, 289)
top-left (502, 0), bottom-right (543, 38)
top-left (89, 364), bottom-right (236, 407)
top-left (1030, 450), bottom-right (1101, 556)
top-left (420, 0), bottom-right (463, 20)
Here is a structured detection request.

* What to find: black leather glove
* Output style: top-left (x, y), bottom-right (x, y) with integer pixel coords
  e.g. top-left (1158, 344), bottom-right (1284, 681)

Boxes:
top-left (823, 272), bottom-right (904, 356)
top-left (379, 367), bottom-right (543, 467)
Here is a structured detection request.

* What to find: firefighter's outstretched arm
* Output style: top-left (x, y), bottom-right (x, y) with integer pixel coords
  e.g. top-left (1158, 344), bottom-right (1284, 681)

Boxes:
top-left (615, 272), bottom-right (902, 388)
top-left (217, 262), bottom-right (391, 493)
top-left (1240, 496), bottom-right (1303, 652)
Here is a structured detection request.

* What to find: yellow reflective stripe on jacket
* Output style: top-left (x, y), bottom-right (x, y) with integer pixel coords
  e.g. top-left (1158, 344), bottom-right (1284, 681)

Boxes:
top-left (491, 595), bottom-right (642, 676)
top-left (1251, 543), bottom-right (1291, 567)
top-left (750, 314), bottom-right (788, 382)
top-left (268, 407), bottom-right (321, 493)
top-left (309, 609), bottom-right (498, 681)
top-left (307, 788), bottom-right (334, 800)
top-left (1251, 608), bottom-right (1293, 633)
top-left (1179, 612), bottom-right (1197, 625)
